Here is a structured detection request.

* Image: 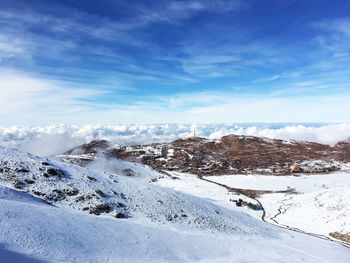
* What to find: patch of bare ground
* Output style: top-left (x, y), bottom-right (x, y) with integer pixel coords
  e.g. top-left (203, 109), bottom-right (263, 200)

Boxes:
top-left (200, 176), bottom-right (295, 199)
top-left (330, 232), bottom-right (350, 243)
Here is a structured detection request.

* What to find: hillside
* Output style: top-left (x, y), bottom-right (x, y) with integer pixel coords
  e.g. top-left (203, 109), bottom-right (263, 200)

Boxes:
top-left (1, 146), bottom-right (350, 262)
top-left (0, 146), bottom-right (257, 233)
top-left (61, 135), bottom-right (350, 245)
top-left (63, 135), bottom-right (350, 176)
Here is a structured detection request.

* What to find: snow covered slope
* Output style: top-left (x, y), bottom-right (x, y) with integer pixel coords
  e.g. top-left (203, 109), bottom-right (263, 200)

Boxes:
top-left (208, 171), bottom-right (350, 241)
top-left (272, 187), bottom-right (350, 235)
top-left (0, 146), bottom-right (261, 233)
top-left (2, 184), bottom-right (350, 263)
top-left (1, 146), bottom-right (350, 262)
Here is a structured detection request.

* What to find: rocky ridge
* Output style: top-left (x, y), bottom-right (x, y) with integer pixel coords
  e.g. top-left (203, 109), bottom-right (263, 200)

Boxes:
top-left (63, 135), bottom-right (350, 176)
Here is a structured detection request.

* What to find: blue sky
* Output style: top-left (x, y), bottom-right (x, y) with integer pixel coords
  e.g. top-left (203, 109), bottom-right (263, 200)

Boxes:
top-left (0, 0), bottom-right (350, 125)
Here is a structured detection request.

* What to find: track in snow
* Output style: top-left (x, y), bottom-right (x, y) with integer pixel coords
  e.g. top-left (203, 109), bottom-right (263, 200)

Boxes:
top-left (199, 175), bottom-right (350, 250)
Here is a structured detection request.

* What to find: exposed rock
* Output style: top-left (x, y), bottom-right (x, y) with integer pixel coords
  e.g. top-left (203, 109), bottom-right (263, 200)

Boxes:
top-left (24, 179), bottom-right (35, 184)
top-left (87, 176), bottom-right (97, 181)
top-left (13, 180), bottom-right (25, 189)
top-left (329, 232), bottom-right (350, 243)
top-left (122, 168), bottom-right (135, 177)
top-left (46, 189), bottom-right (66, 202)
top-left (46, 167), bottom-right (58, 176)
top-left (76, 196), bottom-right (85, 202)
top-left (63, 188), bottom-right (79, 196)
top-left (32, 190), bottom-right (45, 196)
top-left (15, 167), bottom-right (29, 173)
top-left (290, 165), bottom-right (301, 173)
top-left (116, 202), bottom-right (125, 207)
top-left (115, 212), bottom-right (125, 219)
top-left (161, 146), bottom-right (168, 157)
top-left (90, 204), bottom-right (111, 215)
top-left (64, 140), bottom-right (111, 156)
top-left (95, 190), bottom-right (105, 197)
top-left (332, 140), bottom-right (350, 162)
top-left (46, 167), bottom-right (64, 177)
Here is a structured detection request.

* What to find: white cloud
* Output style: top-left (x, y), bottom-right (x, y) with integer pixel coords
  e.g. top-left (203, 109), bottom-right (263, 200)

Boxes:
top-left (252, 75), bottom-right (280, 83)
top-left (1, 123), bottom-right (349, 157)
top-left (0, 34), bottom-right (26, 61)
top-left (315, 18), bottom-right (350, 39)
top-left (169, 1), bottom-right (205, 11)
top-left (1, 71), bottom-right (349, 126)
top-left (153, 90), bottom-right (350, 124)
top-left (295, 81), bottom-right (319, 87)
top-left (313, 17), bottom-right (350, 57)
top-left (0, 1), bottom-right (243, 45)
top-left (0, 70), bottom-right (108, 121)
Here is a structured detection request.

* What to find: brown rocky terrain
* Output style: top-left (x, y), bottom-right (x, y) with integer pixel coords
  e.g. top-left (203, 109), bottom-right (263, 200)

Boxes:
top-left (333, 140), bottom-right (350, 162)
top-left (62, 135), bottom-right (350, 176)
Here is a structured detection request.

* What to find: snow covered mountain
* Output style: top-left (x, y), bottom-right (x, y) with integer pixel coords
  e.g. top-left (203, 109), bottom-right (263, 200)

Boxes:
top-left (1, 145), bottom-right (350, 262)
top-left (63, 135), bottom-right (350, 176)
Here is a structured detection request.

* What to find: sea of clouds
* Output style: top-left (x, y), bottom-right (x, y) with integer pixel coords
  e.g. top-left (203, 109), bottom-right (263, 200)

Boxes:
top-left (1, 123), bottom-right (350, 157)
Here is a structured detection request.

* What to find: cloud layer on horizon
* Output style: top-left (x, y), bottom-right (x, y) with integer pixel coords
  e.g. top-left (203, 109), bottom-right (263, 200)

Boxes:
top-left (1, 123), bottom-right (349, 157)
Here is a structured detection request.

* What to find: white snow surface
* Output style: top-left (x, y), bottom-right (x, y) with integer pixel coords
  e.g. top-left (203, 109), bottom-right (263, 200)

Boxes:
top-left (273, 187), bottom-right (350, 235)
top-left (207, 171), bottom-right (350, 237)
top-left (205, 172), bottom-right (350, 193)
top-left (155, 171), bottom-right (262, 219)
top-left (1, 146), bottom-right (350, 262)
